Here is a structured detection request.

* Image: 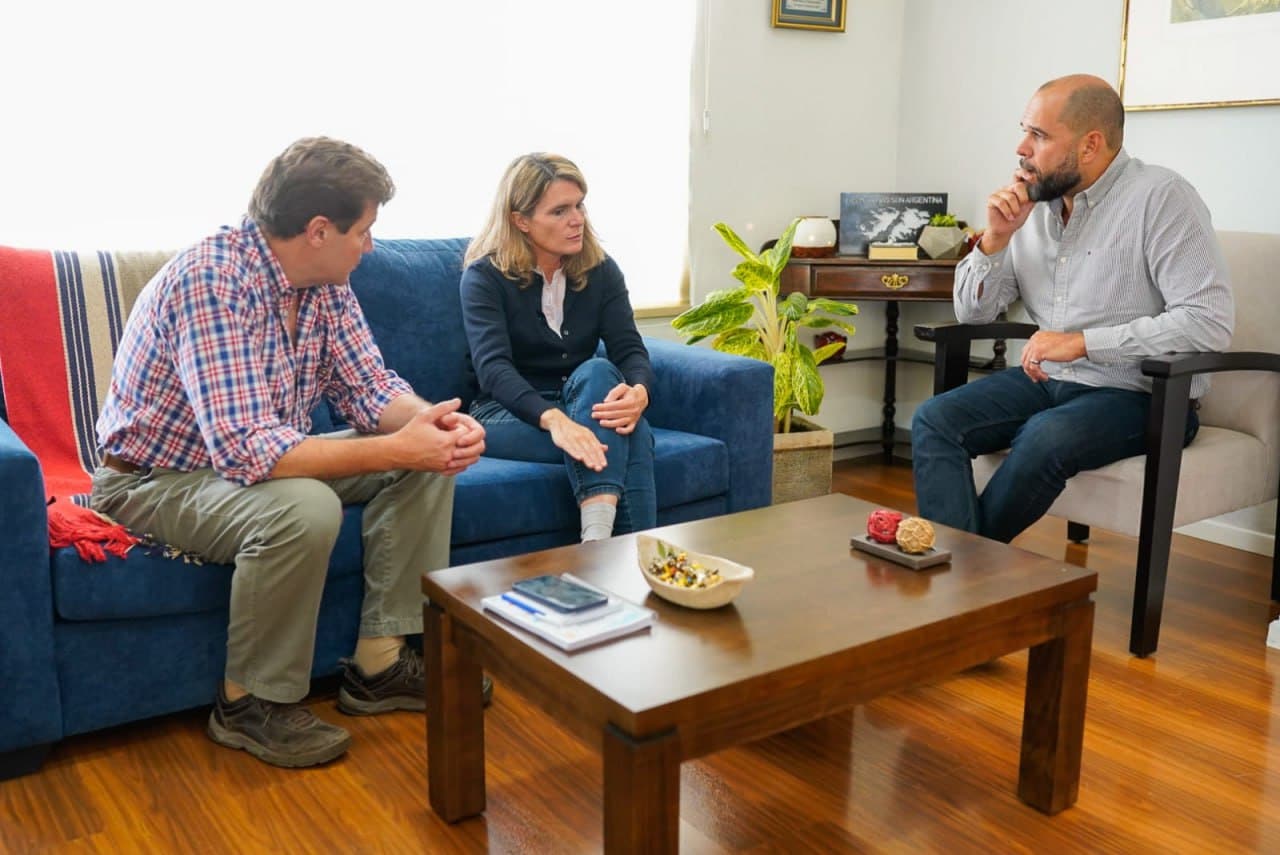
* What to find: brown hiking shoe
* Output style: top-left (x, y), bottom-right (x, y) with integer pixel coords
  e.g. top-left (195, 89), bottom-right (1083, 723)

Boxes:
top-left (337, 645), bottom-right (493, 715)
top-left (207, 686), bottom-right (351, 768)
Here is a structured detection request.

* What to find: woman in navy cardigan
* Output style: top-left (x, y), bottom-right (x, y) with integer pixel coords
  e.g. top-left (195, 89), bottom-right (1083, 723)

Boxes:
top-left (461, 153), bottom-right (656, 541)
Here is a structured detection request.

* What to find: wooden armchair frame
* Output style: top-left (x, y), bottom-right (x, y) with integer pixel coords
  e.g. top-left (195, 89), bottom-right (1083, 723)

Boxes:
top-left (915, 320), bottom-right (1280, 656)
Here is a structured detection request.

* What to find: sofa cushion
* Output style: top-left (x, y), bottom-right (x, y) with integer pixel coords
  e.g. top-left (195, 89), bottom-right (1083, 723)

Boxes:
top-left (651, 428), bottom-right (730, 507)
top-left (54, 426), bottom-right (728, 621)
top-left (349, 237), bottom-right (478, 408)
top-left (52, 506), bottom-right (366, 621)
top-left (973, 425), bottom-right (1269, 536)
top-left (450, 427), bottom-right (729, 545)
top-left (452, 457), bottom-right (578, 544)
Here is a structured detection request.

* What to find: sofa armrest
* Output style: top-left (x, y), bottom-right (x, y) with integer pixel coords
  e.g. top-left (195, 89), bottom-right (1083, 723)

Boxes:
top-left (0, 419), bottom-right (63, 756)
top-left (914, 321), bottom-right (1039, 393)
top-left (643, 338), bottom-right (774, 512)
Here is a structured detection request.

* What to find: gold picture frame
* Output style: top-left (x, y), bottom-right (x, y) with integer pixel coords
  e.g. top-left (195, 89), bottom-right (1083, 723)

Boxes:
top-left (771, 0), bottom-right (846, 32)
top-left (1119, 0), bottom-right (1280, 111)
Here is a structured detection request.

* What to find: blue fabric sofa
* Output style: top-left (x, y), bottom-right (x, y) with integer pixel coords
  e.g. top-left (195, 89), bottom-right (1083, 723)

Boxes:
top-left (0, 237), bottom-right (774, 779)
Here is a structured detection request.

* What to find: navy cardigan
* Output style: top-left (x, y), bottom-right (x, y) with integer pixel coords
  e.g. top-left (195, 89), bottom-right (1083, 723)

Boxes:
top-left (460, 255), bottom-right (655, 426)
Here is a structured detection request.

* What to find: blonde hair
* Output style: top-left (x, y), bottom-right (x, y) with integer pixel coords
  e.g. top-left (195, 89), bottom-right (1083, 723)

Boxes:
top-left (465, 153), bottom-right (605, 289)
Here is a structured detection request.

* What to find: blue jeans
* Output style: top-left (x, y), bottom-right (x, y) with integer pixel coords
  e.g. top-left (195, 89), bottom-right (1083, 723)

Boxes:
top-left (911, 368), bottom-right (1199, 543)
top-left (470, 358), bottom-right (657, 534)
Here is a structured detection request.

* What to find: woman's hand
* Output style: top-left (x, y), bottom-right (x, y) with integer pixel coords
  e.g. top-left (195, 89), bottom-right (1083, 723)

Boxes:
top-left (541, 409), bottom-right (608, 471)
top-left (592, 383), bottom-right (648, 435)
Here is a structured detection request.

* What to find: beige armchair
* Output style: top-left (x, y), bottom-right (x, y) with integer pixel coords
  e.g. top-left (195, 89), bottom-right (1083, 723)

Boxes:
top-left (915, 230), bottom-right (1280, 657)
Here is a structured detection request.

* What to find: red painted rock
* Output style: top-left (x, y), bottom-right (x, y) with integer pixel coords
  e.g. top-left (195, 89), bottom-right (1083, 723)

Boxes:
top-left (867, 509), bottom-right (903, 544)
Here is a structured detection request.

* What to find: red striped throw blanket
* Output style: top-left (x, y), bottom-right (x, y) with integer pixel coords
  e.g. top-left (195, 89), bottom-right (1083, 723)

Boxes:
top-left (0, 246), bottom-right (171, 559)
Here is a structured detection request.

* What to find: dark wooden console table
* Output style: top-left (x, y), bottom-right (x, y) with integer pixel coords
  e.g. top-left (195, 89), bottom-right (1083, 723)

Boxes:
top-left (780, 255), bottom-right (1005, 463)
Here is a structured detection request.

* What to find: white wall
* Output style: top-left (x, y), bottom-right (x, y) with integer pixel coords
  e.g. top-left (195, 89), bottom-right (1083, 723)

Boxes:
top-left (654, 0), bottom-right (910, 427)
top-left (681, 0), bottom-right (1278, 551)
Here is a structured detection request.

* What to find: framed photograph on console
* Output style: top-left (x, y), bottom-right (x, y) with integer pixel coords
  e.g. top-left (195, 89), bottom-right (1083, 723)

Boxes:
top-left (838, 192), bottom-right (948, 256)
top-left (771, 0), bottom-right (846, 32)
top-left (1120, 0), bottom-right (1280, 110)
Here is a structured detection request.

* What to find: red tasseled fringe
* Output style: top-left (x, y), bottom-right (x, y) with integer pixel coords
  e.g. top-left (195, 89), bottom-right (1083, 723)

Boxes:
top-left (47, 500), bottom-right (140, 563)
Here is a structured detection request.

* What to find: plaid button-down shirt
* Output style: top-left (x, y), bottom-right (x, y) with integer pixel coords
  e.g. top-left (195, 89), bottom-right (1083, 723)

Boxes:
top-left (97, 217), bottom-right (412, 485)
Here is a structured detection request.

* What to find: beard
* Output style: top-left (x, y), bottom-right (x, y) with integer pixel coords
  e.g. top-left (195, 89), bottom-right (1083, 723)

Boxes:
top-left (1020, 151), bottom-right (1081, 202)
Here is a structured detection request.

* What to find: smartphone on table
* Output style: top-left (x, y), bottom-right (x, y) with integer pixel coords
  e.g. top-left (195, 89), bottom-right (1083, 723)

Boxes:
top-left (511, 574), bottom-right (609, 613)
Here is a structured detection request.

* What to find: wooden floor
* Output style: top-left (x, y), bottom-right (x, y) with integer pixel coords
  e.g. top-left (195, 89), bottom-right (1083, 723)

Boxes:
top-left (3, 458), bottom-right (1278, 853)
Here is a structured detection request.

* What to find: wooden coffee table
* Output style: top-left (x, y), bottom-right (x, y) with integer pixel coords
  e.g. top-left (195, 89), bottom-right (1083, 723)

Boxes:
top-left (422, 494), bottom-right (1096, 853)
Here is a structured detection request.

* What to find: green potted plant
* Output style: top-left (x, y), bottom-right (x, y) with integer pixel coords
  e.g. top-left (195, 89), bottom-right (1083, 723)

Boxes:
top-left (917, 213), bottom-right (968, 259)
top-left (672, 218), bottom-right (858, 503)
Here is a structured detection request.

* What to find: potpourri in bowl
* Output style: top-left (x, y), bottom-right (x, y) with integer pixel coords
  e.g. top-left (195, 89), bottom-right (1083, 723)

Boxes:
top-left (636, 534), bottom-right (754, 609)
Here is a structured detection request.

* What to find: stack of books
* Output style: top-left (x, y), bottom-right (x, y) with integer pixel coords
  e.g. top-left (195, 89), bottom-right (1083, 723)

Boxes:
top-left (867, 241), bottom-right (919, 261)
top-left (482, 574), bottom-right (655, 651)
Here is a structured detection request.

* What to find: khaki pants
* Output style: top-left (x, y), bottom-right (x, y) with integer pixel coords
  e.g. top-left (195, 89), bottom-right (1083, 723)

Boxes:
top-left (90, 446), bottom-right (454, 704)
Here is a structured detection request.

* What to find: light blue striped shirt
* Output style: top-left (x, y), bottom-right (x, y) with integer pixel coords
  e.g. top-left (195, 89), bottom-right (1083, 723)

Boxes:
top-left (955, 149), bottom-right (1234, 399)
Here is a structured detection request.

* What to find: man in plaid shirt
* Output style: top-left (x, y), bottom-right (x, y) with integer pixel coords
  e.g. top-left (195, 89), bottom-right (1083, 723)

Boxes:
top-left (92, 137), bottom-right (487, 768)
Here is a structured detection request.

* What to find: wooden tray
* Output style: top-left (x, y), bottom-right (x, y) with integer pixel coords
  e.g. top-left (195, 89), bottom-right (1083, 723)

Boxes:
top-left (851, 534), bottom-right (952, 570)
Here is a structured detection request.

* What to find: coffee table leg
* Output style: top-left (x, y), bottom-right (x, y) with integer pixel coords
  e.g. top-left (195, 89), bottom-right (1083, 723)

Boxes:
top-left (425, 601), bottom-right (486, 822)
top-left (603, 724), bottom-right (680, 853)
top-left (1018, 598), bottom-right (1095, 814)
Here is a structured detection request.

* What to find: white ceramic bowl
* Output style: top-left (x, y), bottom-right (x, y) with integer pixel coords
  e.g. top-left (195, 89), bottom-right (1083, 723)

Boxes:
top-left (793, 215), bottom-right (837, 248)
top-left (792, 215), bottom-right (838, 258)
top-left (636, 534), bottom-right (754, 609)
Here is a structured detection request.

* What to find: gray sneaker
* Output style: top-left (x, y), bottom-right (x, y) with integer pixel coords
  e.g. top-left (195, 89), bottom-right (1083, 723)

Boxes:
top-left (207, 687), bottom-right (351, 768)
top-left (338, 645), bottom-right (493, 715)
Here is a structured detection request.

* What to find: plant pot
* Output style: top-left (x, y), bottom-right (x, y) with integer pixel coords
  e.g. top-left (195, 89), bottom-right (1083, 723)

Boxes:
top-left (771, 416), bottom-right (834, 505)
top-left (917, 225), bottom-right (967, 260)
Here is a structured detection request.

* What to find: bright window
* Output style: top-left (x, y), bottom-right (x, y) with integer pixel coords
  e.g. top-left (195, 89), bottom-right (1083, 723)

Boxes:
top-left (0, 1), bottom-right (693, 309)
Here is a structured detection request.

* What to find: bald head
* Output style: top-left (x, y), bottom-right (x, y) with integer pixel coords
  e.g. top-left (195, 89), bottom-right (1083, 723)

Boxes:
top-left (1037, 74), bottom-right (1124, 151)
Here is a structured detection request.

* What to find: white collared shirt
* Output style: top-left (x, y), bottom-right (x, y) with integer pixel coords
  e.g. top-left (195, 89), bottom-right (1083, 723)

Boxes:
top-left (956, 149), bottom-right (1234, 398)
top-left (537, 267), bottom-right (567, 337)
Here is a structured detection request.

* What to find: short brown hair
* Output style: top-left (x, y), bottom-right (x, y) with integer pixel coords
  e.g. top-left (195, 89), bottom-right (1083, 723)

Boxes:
top-left (249, 137), bottom-right (395, 238)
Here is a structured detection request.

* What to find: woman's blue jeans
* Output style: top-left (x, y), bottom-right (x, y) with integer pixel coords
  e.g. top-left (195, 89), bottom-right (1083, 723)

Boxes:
top-left (470, 358), bottom-right (657, 534)
top-left (910, 367), bottom-right (1198, 543)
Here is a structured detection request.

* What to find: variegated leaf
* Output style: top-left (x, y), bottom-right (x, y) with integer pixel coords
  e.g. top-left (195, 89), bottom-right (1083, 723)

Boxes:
top-left (713, 222), bottom-right (757, 262)
top-left (792, 346), bottom-right (824, 414)
top-left (670, 301), bottom-right (755, 338)
top-left (771, 219), bottom-right (799, 278)
top-left (713, 328), bottom-right (768, 361)
top-left (772, 350), bottom-right (796, 421)
top-left (809, 298), bottom-right (859, 316)
top-left (732, 260), bottom-right (775, 293)
top-left (811, 341), bottom-right (845, 364)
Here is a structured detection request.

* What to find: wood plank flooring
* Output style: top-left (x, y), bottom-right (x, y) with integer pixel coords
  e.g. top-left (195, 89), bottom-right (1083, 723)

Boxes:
top-left (2, 457), bottom-right (1277, 853)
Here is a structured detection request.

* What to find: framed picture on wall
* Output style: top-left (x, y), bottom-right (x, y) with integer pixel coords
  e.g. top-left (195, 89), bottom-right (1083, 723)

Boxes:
top-left (771, 0), bottom-right (846, 32)
top-left (1120, 0), bottom-right (1280, 110)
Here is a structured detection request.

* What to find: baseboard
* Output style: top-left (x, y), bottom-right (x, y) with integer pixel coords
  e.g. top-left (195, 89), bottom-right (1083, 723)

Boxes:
top-left (1175, 519), bottom-right (1276, 557)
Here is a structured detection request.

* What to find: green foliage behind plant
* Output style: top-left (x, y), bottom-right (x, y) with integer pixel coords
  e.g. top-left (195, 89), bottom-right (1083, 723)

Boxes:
top-left (671, 218), bottom-right (857, 433)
